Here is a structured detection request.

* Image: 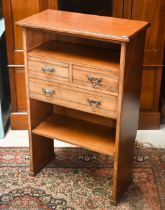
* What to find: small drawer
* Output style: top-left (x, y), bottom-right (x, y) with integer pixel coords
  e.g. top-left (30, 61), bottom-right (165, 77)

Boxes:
top-left (28, 56), bottom-right (69, 82)
top-left (29, 78), bottom-right (118, 119)
top-left (72, 64), bottom-right (119, 95)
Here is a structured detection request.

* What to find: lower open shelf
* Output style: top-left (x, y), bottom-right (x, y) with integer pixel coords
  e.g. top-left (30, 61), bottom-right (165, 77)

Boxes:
top-left (32, 113), bottom-right (116, 156)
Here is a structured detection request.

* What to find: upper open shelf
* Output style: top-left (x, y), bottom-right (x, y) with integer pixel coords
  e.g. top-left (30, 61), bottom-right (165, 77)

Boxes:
top-left (17, 9), bottom-right (150, 43)
top-left (28, 40), bottom-right (120, 70)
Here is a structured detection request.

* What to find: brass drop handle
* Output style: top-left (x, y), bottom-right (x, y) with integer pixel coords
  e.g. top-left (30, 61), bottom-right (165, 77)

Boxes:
top-left (42, 66), bottom-right (55, 73)
top-left (42, 88), bottom-right (55, 97)
top-left (88, 76), bottom-right (102, 87)
top-left (87, 99), bottom-right (101, 108)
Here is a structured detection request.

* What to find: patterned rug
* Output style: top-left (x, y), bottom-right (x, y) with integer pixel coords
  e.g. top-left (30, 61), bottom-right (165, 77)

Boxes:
top-left (0, 143), bottom-right (165, 210)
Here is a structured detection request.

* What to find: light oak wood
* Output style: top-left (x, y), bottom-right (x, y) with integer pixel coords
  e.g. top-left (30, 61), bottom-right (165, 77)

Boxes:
top-left (53, 105), bottom-right (116, 128)
top-left (25, 29), bottom-right (55, 52)
top-left (73, 67), bottom-right (119, 95)
top-left (28, 100), bottom-right (54, 176)
top-left (28, 40), bottom-right (120, 70)
top-left (112, 30), bottom-right (146, 203)
top-left (33, 113), bottom-right (116, 156)
top-left (28, 40), bottom-right (120, 96)
top-left (17, 9), bottom-right (150, 43)
top-left (28, 56), bottom-right (69, 68)
top-left (57, 0), bottom-right (164, 129)
top-left (28, 58), bottom-right (69, 82)
top-left (22, 27), bottom-right (55, 175)
top-left (29, 133), bottom-right (54, 176)
top-left (28, 99), bottom-right (54, 176)
top-left (10, 0), bottom-right (48, 50)
top-left (4, 1), bottom-right (162, 130)
top-left (29, 78), bottom-right (118, 119)
top-left (18, 10), bottom-right (149, 204)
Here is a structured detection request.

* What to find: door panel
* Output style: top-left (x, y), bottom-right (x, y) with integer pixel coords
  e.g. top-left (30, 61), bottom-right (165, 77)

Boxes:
top-left (3, 0), bottom-right (50, 129)
top-left (124, 0), bottom-right (165, 128)
top-left (10, 0), bottom-right (49, 112)
top-left (11, 0), bottom-right (39, 50)
top-left (140, 70), bottom-right (155, 111)
top-left (140, 68), bottom-right (162, 111)
top-left (49, 0), bottom-right (58, 9)
top-left (15, 69), bottom-right (27, 111)
top-left (131, 0), bottom-right (164, 65)
top-left (11, 0), bottom-right (48, 50)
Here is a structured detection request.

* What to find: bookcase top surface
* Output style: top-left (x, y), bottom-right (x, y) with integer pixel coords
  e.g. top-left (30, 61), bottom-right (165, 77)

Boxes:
top-left (17, 9), bottom-right (150, 42)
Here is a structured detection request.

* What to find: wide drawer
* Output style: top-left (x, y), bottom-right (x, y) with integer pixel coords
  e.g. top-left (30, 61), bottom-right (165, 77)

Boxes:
top-left (29, 78), bottom-right (118, 119)
top-left (72, 64), bottom-right (119, 95)
top-left (28, 56), bottom-right (69, 82)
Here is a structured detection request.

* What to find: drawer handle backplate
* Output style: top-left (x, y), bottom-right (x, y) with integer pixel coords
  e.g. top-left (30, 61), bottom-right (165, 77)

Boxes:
top-left (87, 99), bottom-right (101, 108)
top-left (42, 88), bottom-right (55, 97)
top-left (88, 76), bottom-right (102, 87)
top-left (42, 66), bottom-right (55, 73)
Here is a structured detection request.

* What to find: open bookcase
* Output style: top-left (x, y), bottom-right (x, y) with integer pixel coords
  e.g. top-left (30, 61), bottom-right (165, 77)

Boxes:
top-left (17, 9), bottom-right (149, 204)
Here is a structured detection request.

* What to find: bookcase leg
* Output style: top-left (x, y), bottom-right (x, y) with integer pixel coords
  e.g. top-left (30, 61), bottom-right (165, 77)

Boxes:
top-left (29, 133), bottom-right (54, 176)
top-left (111, 177), bottom-right (133, 205)
top-left (111, 144), bottom-right (134, 205)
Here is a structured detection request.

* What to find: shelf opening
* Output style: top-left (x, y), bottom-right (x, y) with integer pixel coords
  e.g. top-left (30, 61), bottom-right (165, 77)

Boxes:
top-left (32, 112), bottom-right (116, 156)
top-left (28, 39), bottom-right (120, 70)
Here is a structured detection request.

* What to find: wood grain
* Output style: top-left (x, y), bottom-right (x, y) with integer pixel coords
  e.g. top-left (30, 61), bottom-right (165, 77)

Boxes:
top-left (32, 113), bottom-right (116, 156)
top-left (14, 69), bottom-right (27, 111)
top-left (21, 9), bottom-right (149, 204)
top-left (139, 112), bottom-right (160, 130)
top-left (53, 105), bottom-right (116, 128)
top-left (29, 78), bottom-right (118, 119)
top-left (124, 0), bottom-right (165, 129)
top-left (130, 0), bottom-right (165, 66)
top-left (112, 31), bottom-right (146, 203)
top-left (48, 0), bottom-right (58, 10)
top-left (2, 0), bottom-right (16, 112)
top-left (28, 40), bottom-right (120, 70)
top-left (23, 27), bottom-right (55, 176)
top-left (28, 58), bottom-right (69, 82)
top-left (73, 67), bottom-right (119, 95)
top-left (10, 112), bottom-right (28, 130)
top-left (29, 133), bottom-right (54, 176)
top-left (2, 0), bottom-right (50, 129)
top-left (27, 40), bottom-right (120, 96)
top-left (17, 9), bottom-right (150, 43)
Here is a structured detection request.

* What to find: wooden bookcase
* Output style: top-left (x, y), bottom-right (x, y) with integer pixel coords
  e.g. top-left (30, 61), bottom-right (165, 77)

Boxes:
top-left (17, 10), bottom-right (149, 204)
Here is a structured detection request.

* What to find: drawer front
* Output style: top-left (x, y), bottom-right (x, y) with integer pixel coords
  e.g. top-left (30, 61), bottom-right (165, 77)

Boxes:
top-left (72, 65), bottom-right (119, 95)
top-left (28, 56), bottom-right (69, 82)
top-left (29, 78), bottom-right (118, 119)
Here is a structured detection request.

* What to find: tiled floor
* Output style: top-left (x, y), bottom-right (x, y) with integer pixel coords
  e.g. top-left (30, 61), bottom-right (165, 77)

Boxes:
top-left (0, 125), bottom-right (165, 148)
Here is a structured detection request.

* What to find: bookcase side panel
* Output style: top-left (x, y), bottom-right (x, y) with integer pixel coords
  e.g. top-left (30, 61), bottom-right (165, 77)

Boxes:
top-left (112, 31), bottom-right (146, 203)
top-left (23, 28), bottom-right (54, 176)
